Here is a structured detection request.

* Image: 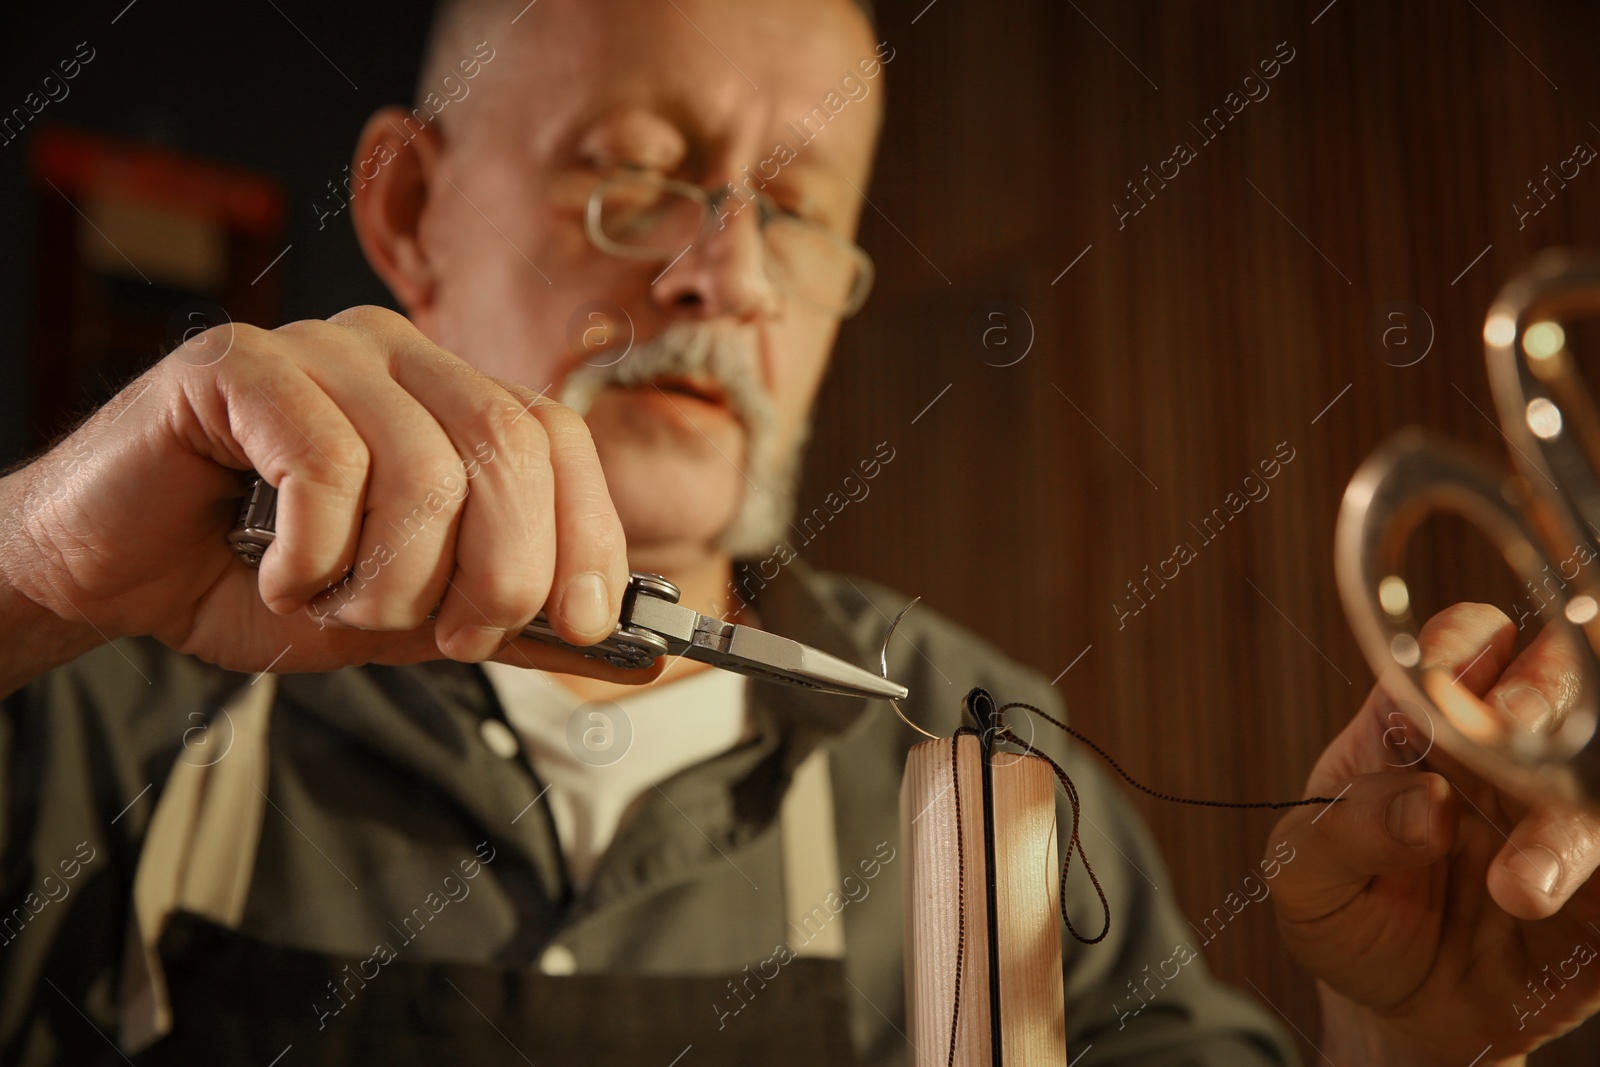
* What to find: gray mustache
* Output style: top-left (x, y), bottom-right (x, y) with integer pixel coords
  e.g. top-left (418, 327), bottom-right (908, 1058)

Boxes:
top-left (557, 322), bottom-right (774, 433)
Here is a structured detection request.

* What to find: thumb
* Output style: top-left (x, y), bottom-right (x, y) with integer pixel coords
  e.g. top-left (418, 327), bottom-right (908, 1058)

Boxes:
top-left (1271, 771), bottom-right (1458, 924)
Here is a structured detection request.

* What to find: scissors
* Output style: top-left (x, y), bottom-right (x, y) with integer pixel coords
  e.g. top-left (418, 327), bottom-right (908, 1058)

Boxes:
top-left (228, 475), bottom-right (908, 700)
top-left (1337, 250), bottom-right (1600, 809)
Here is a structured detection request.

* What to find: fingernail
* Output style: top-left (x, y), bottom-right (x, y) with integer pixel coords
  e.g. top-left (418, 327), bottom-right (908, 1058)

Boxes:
top-left (559, 571), bottom-right (613, 639)
top-left (445, 625), bottom-right (505, 661)
top-left (1511, 844), bottom-right (1562, 897)
top-left (1385, 785), bottom-right (1431, 848)
top-left (1494, 686), bottom-right (1555, 732)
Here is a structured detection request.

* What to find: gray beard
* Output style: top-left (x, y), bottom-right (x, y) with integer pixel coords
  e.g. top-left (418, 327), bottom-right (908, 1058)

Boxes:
top-left (557, 321), bottom-right (807, 559)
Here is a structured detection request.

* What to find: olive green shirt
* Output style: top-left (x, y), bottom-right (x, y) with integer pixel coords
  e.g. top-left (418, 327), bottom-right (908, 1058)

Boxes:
top-left (0, 559), bottom-right (1297, 1065)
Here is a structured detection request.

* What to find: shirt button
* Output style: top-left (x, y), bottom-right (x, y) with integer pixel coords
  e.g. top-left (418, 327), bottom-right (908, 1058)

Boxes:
top-left (479, 719), bottom-right (520, 759)
top-left (539, 944), bottom-right (577, 976)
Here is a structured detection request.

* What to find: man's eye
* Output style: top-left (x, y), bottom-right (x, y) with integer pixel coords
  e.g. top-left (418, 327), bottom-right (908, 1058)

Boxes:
top-left (766, 188), bottom-right (837, 230)
top-left (576, 154), bottom-right (663, 180)
top-left (791, 211), bottom-right (848, 238)
top-left (590, 160), bottom-right (652, 178)
top-left (766, 198), bottom-right (823, 227)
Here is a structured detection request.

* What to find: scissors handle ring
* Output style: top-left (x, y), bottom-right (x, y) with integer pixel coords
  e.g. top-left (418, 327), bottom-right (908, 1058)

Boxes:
top-left (1336, 250), bottom-right (1600, 809)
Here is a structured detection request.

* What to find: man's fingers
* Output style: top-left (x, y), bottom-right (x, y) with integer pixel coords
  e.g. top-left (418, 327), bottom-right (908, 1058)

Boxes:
top-left (387, 351), bottom-right (561, 661)
top-left (220, 355), bottom-right (369, 613)
top-left (1325, 603), bottom-right (1517, 787)
top-left (222, 308), bottom-right (630, 664)
top-left (1415, 602), bottom-right (1516, 693)
top-left (1479, 622), bottom-right (1589, 734)
top-left (1272, 771), bottom-right (1457, 923)
top-left (1486, 801), bottom-right (1600, 920)
top-left (514, 387), bottom-right (628, 646)
top-left (295, 357), bottom-right (466, 632)
top-left (1318, 602), bottom-right (1547, 789)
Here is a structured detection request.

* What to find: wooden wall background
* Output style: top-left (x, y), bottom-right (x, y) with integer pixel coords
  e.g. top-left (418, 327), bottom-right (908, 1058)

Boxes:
top-left (801, 1), bottom-right (1600, 1062)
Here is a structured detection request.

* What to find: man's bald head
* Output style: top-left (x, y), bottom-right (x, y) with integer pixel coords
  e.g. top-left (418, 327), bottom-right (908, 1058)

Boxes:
top-left (417, 0), bottom-right (878, 119)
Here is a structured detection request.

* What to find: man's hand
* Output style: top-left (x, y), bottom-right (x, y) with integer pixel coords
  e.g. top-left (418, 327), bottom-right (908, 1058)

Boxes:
top-left (1268, 603), bottom-right (1600, 1066)
top-left (0, 306), bottom-right (653, 684)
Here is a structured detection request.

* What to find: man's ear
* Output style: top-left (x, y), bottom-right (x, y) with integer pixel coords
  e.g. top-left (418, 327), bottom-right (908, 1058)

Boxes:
top-left (350, 107), bottom-right (445, 319)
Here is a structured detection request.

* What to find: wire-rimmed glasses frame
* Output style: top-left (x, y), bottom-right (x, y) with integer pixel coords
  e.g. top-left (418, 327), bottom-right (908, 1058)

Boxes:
top-left (584, 169), bottom-right (875, 318)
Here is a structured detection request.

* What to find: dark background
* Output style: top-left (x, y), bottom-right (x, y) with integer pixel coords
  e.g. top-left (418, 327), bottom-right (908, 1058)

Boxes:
top-left (6, 0), bottom-right (1600, 1063)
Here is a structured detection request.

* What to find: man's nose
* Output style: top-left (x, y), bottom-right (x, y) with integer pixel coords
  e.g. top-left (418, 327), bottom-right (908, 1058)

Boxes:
top-left (650, 195), bottom-right (780, 320)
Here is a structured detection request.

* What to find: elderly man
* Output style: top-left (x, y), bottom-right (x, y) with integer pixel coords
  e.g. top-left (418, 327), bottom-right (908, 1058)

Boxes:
top-left (2, 0), bottom-right (1598, 1064)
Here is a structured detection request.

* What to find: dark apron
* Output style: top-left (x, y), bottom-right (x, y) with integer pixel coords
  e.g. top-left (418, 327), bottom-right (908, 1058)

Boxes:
top-left (121, 910), bottom-right (859, 1066)
top-left (114, 676), bottom-right (863, 1067)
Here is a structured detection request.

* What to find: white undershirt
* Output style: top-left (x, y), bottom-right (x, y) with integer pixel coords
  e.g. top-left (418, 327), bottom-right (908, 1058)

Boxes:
top-left (480, 660), bottom-right (750, 889)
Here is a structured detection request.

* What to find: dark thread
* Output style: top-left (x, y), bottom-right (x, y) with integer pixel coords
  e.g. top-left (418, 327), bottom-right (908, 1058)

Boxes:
top-left (995, 721), bottom-right (1111, 945)
top-left (997, 701), bottom-right (1347, 811)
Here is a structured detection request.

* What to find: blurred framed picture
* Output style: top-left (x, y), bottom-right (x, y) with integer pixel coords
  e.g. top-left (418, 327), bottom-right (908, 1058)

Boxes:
top-left (27, 126), bottom-right (284, 443)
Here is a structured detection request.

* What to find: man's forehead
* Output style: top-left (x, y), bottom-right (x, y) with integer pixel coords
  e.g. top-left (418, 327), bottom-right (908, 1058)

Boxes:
top-left (470, 0), bottom-right (881, 169)
top-left (529, 0), bottom-right (874, 80)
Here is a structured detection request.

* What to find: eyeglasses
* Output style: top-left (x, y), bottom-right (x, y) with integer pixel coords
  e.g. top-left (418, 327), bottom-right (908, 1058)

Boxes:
top-left (584, 169), bottom-right (875, 318)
